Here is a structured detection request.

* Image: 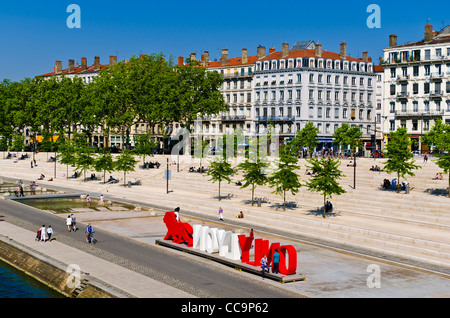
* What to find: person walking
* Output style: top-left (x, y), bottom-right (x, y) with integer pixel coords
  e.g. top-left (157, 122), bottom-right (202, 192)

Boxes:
top-left (71, 214), bottom-right (77, 232)
top-left (272, 249), bottom-right (280, 274)
top-left (86, 195), bottom-right (91, 207)
top-left (86, 223), bottom-right (95, 243)
top-left (218, 207), bottom-right (224, 221)
top-left (66, 215), bottom-right (72, 232)
top-left (39, 225), bottom-right (47, 242)
top-left (46, 226), bottom-right (53, 242)
top-left (261, 254), bottom-right (270, 279)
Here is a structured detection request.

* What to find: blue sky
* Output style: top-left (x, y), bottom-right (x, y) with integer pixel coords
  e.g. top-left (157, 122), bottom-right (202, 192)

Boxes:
top-left (0, 0), bottom-right (449, 82)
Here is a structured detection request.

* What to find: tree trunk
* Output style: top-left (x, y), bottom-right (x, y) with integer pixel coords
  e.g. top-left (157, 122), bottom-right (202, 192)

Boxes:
top-left (252, 188), bottom-right (254, 206)
top-left (448, 172), bottom-right (450, 198)
top-left (323, 194), bottom-right (326, 218)
top-left (218, 181), bottom-right (221, 201)
top-left (283, 190), bottom-right (286, 211)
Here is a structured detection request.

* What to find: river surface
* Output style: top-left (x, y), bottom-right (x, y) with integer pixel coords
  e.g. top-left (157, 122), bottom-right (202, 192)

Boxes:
top-left (0, 259), bottom-right (64, 298)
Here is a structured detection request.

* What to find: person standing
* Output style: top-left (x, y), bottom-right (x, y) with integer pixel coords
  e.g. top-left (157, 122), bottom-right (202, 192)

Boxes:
top-left (39, 225), bottom-right (46, 242)
top-left (261, 254), bottom-right (270, 279)
top-left (218, 207), bottom-right (224, 221)
top-left (86, 195), bottom-right (91, 207)
top-left (272, 249), bottom-right (280, 274)
top-left (174, 207), bottom-right (180, 222)
top-left (46, 226), bottom-right (53, 242)
top-left (66, 215), bottom-right (72, 232)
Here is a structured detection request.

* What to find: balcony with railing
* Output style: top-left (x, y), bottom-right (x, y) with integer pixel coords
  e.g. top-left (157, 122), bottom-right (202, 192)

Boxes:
top-left (395, 110), bottom-right (444, 117)
top-left (256, 116), bottom-right (295, 122)
top-left (221, 115), bottom-right (247, 121)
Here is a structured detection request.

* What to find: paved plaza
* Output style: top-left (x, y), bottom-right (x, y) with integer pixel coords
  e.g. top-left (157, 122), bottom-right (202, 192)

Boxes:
top-left (0, 152), bottom-right (449, 297)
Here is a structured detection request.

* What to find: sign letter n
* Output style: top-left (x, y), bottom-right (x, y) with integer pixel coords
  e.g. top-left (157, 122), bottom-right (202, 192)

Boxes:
top-left (67, 4), bottom-right (81, 29)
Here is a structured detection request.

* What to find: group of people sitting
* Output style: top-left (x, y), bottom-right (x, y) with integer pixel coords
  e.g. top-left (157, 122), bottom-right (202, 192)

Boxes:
top-left (189, 166), bottom-right (208, 173)
top-left (434, 173), bottom-right (443, 180)
top-left (325, 201), bottom-right (333, 213)
top-left (142, 161), bottom-right (160, 169)
top-left (370, 165), bottom-right (381, 171)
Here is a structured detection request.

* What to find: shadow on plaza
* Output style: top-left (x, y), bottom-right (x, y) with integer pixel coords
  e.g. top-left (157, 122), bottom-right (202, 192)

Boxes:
top-left (306, 207), bottom-right (341, 218)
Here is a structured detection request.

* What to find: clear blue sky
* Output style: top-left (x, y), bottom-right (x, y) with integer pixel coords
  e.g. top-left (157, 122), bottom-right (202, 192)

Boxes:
top-left (0, 0), bottom-right (448, 82)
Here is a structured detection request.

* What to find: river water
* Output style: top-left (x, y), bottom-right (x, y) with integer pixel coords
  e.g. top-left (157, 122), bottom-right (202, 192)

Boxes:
top-left (0, 259), bottom-right (64, 298)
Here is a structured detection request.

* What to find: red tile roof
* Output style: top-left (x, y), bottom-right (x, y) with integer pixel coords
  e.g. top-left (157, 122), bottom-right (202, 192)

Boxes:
top-left (38, 64), bottom-right (110, 77)
top-left (259, 48), bottom-right (369, 62)
top-left (206, 55), bottom-right (258, 68)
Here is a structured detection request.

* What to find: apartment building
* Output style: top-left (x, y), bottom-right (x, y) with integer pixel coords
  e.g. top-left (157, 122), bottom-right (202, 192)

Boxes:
top-left (253, 41), bottom-right (377, 151)
top-left (198, 48), bottom-right (258, 143)
top-left (382, 24), bottom-right (450, 153)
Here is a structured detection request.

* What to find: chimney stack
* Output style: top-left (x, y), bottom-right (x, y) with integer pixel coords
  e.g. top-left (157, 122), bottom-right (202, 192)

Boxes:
top-left (389, 34), bottom-right (397, 47)
top-left (425, 24), bottom-right (434, 42)
top-left (242, 48), bottom-right (248, 64)
top-left (221, 48), bottom-right (228, 66)
top-left (81, 57), bottom-right (87, 71)
top-left (282, 42), bottom-right (289, 58)
top-left (68, 59), bottom-right (75, 73)
top-left (340, 42), bottom-right (347, 59)
top-left (362, 51), bottom-right (369, 62)
top-left (178, 56), bottom-right (184, 66)
top-left (203, 51), bottom-right (209, 66)
top-left (94, 56), bottom-right (100, 70)
top-left (257, 46), bottom-right (266, 59)
top-left (55, 61), bottom-right (62, 74)
top-left (315, 43), bottom-right (322, 57)
top-left (109, 55), bottom-right (117, 66)
top-left (190, 53), bottom-right (196, 62)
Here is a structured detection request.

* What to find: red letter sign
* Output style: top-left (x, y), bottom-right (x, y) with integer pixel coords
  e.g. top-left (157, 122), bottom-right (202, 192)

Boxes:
top-left (163, 212), bottom-right (193, 247)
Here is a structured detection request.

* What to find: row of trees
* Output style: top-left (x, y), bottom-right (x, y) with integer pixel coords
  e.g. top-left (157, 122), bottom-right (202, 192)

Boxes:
top-left (205, 140), bottom-right (346, 217)
top-left (0, 54), bottom-right (227, 153)
top-left (205, 118), bottom-right (450, 216)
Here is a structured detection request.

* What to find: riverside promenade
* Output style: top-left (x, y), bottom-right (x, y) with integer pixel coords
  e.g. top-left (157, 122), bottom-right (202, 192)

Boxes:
top-left (0, 152), bottom-right (450, 298)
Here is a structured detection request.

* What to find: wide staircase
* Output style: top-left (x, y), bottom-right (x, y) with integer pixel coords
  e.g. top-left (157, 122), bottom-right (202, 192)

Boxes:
top-left (1, 152), bottom-right (449, 272)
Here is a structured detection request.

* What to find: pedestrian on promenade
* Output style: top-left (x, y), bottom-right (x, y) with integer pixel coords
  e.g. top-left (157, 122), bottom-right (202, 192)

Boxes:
top-left (19, 185), bottom-right (24, 197)
top-left (66, 215), bottom-right (72, 232)
top-left (219, 207), bottom-right (224, 221)
top-left (86, 223), bottom-right (95, 243)
top-left (272, 249), bottom-right (280, 274)
top-left (71, 214), bottom-right (77, 231)
top-left (39, 225), bottom-right (47, 242)
top-left (424, 153), bottom-right (428, 163)
top-left (261, 254), bottom-right (270, 279)
top-left (100, 194), bottom-right (104, 203)
top-left (46, 226), bottom-right (53, 242)
top-left (174, 207), bottom-right (180, 222)
top-left (86, 195), bottom-right (91, 207)
top-left (30, 161), bottom-right (33, 169)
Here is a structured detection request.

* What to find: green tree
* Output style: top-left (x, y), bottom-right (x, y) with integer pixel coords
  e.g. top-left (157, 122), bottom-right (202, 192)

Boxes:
top-left (133, 133), bottom-right (158, 165)
top-left (267, 146), bottom-right (302, 211)
top-left (205, 157), bottom-right (235, 201)
top-left (291, 122), bottom-right (318, 157)
top-left (423, 119), bottom-right (450, 197)
top-left (383, 127), bottom-right (421, 193)
top-left (93, 148), bottom-right (115, 184)
top-left (72, 133), bottom-right (96, 181)
top-left (237, 158), bottom-right (268, 206)
top-left (305, 156), bottom-right (346, 218)
top-left (56, 136), bottom-right (77, 179)
top-left (114, 150), bottom-right (138, 186)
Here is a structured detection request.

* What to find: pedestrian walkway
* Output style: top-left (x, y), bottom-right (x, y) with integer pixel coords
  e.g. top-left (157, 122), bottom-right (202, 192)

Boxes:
top-left (0, 221), bottom-right (194, 298)
top-left (0, 152), bottom-right (449, 273)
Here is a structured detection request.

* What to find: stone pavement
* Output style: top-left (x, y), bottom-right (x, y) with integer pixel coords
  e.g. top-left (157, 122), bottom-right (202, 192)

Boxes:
top-left (0, 221), bottom-right (194, 298)
top-left (1, 152), bottom-right (450, 297)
